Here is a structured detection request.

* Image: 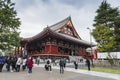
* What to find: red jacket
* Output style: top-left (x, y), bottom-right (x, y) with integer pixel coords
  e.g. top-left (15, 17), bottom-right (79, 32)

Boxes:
top-left (28, 60), bottom-right (34, 68)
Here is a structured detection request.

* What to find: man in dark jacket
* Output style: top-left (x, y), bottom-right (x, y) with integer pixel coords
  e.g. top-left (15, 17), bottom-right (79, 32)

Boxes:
top-left (86, 59), bottom-right (91, 71)
top-left (6, 57), bottom-right (11, 72)
top-left (59, 58), bottom-right (64, 74)
top-left (74, 60), bottom-right (78, 69)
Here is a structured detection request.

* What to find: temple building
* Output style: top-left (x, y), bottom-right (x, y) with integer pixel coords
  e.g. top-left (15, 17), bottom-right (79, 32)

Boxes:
top-left (20, 16), bottom-right (95, 59)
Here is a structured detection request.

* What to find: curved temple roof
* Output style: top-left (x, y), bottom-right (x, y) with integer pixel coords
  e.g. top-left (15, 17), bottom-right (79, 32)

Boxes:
top-left (49, 16), bottom-right (71, 31)
top-left (21, 16), bottom-right (96, 47)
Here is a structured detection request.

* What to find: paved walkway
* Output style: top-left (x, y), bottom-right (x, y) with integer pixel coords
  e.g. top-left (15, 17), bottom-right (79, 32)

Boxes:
top-left (0, 64), bottom-right (119, 80)
top-left (35, 64), bottom-right (120, 80)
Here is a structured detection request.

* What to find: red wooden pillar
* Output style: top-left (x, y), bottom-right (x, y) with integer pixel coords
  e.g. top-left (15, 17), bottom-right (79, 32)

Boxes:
top-left (49, 45), bottom-right (52, 54)
top-left (50, 45), bottom-right (58, 54)
top-left (45, 45), bottom-right (50, 53)
top-left (93, 50), bottom-right (97, 60)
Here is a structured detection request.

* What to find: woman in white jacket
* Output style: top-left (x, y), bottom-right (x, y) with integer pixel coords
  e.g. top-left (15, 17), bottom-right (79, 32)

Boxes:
top-left (22, 58), bottom-right (27, 71)
top-left (16, 57), bottom-right (22, 72)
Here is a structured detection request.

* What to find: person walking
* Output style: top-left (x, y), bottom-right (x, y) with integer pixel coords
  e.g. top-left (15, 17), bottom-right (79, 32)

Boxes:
top-left (10, 57), bottom-right (17, 72)
top-left (86, 59), bottom-right (91, 71)
top-left (36, 57), bottom-right (40, 65)
top-left (16, 57), bottom-right (22, 72)
top-left (22, 57), bottom-right (27, 71)
top-left (59, 58), bottom-right (64, 74)
top-left (74, 60), bottom-right (78, 69)
top-left (28, 57), bottom-right (34, 74)
top-left (6, 56), bottom-right (11, 72)
top-left (63, 58), bottom-right (66, 68)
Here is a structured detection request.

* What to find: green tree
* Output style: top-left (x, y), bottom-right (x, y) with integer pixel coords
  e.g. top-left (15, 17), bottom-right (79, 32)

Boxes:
top-left (92, 25), bottom-right (115, 52)
top-left (0, 0), bottom-right (21, 52)
top-left (93, 0), bottom-right (120, 52)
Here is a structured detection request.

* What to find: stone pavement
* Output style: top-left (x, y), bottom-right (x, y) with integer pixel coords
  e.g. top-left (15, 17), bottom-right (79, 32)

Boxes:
top-left (35, 64), bottom-right (120, 80)
top-left (0, 64), bottom-right (119, 80)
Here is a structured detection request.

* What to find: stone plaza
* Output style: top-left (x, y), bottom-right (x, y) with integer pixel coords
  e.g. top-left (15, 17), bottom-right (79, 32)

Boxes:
top-left (0, 64), bottom-right (119, 80)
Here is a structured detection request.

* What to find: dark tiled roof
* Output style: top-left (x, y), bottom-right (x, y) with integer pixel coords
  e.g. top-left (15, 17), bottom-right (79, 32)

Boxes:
top-left (49, 16), bottom-right (71, 31)
top-left (54, 32), bottom-right (95, 47)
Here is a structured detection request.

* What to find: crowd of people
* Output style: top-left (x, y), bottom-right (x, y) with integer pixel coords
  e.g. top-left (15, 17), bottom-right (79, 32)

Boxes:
top-left (0, 56), bottom-right (91, 74)
top-left (0, 56), bottom-right (34, 74)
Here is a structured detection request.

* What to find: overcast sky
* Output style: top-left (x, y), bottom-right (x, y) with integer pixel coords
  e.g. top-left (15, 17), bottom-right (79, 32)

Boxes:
top-left (12, 0), bottom-right (120, 43)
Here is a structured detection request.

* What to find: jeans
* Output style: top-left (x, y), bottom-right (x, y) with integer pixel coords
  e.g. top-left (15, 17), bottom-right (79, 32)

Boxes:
top-left (16, 65), bottom-right (20, 72)
top-left (60, 66), bottom-right (64, 74)
top-left (28, 67), bottom-right (32, 73)
top-left (6, 64), bottom-right (10, 72)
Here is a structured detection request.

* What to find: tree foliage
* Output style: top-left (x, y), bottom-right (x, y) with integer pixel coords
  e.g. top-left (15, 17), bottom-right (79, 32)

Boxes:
top-left (0, 0), bottom-right (21, 51)
top-left (92, 25), bottom-right (115, 52)
top-left (92, 0), bottom-right (120, 52)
